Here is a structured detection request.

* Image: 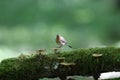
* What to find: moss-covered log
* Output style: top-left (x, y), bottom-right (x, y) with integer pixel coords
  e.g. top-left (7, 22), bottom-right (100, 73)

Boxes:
top-left (0, 47), bottom-right (120, 80)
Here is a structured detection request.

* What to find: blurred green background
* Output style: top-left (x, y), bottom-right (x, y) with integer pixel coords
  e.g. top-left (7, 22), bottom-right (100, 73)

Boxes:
top-left (0, 0), bottom-right (120, 60)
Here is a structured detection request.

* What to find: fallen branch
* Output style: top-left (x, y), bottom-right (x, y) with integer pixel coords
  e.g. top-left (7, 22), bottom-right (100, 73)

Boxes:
top-left (0, 47), bottom-right (120, 80)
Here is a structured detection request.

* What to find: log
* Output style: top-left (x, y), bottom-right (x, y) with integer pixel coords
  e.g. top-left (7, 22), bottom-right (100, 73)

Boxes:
top-left (0, 47), bottom-right (120, 80)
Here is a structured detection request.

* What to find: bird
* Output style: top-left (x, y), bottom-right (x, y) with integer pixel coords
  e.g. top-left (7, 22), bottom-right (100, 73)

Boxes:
top-left (56, 34), bottom-right (72, 48)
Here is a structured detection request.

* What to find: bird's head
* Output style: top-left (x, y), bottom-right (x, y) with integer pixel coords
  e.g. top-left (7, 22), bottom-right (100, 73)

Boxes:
top-left (56, 34), bottom-right (60, 37)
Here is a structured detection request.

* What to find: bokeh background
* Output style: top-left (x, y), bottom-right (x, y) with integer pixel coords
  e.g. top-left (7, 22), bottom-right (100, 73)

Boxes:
top-left (0, 0), bottom-right (120, 60)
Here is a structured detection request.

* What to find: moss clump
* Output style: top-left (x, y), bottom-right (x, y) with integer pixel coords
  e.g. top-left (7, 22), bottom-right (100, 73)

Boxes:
top-left (59, 47), bottom-right (120, 80)
top-left (106, 78), bottom-right (120, 80)
top-left (0, 47), bottom-right (120, 80)
top-left (0, 54), bottom-right (58, 80)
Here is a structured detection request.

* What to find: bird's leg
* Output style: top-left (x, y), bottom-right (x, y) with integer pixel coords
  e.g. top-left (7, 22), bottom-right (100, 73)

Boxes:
top-left (56, 45), bottom-right (62, 48)
top-left (57, 46), bottom-right (59, 48)
top-left (59, 45), bottom-right (62, 48)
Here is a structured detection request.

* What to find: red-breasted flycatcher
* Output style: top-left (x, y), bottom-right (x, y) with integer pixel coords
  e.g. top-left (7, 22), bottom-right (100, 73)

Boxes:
top-left (56, 34), bottom-right (72, 48)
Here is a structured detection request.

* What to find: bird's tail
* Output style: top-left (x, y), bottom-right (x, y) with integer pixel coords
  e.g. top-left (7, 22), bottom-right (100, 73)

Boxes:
top-left (67, 45), bottom-right (72, 48)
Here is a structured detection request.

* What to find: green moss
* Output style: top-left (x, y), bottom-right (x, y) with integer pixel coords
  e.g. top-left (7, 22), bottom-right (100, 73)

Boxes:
top-left (0, 47), bottom-right (120, 80)
top-left (106, 78), bottom-right (120, 80)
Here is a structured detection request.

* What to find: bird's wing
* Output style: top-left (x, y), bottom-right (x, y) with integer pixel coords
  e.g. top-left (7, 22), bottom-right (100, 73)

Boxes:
top-left (60, 36), bottom-right (67, 45)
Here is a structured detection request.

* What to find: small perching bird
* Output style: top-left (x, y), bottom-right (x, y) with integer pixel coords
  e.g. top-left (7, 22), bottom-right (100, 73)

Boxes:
top-left (56, 34), bottom-right (72, 48)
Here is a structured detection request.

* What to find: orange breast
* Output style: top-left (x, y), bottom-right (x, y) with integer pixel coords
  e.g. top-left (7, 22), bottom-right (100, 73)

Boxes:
top-left (56, 36), bottom-right (60, 44)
